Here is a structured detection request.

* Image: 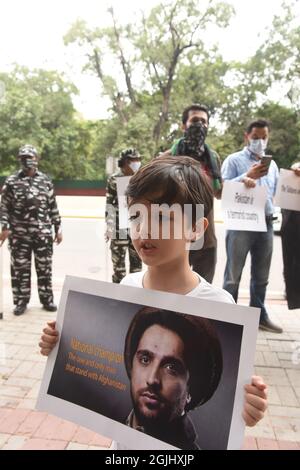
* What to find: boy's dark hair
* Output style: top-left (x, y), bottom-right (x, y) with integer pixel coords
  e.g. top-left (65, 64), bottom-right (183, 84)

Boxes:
top-left (182, 104), bottom-right (210, 125)
top-left (124, 307), bottom-right (223, 410)
top-left (246, 119), bottom-right (271, 134)
top-left (126, 156), bottom-right (213, 219)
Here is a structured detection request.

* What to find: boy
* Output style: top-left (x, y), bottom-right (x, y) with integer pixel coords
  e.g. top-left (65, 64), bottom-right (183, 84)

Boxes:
top-left (40, 157), bottom-right (267, 448)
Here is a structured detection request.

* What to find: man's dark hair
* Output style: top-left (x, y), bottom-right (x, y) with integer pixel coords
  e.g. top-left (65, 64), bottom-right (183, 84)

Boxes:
top-left (126, 156), bottom-right (213, 219)
top-left (124, 307), bottom-right (223, 410)
top-left (182, 104), bottom-right (210, 126)
top-left (246, 119), bottom-right (271, 134)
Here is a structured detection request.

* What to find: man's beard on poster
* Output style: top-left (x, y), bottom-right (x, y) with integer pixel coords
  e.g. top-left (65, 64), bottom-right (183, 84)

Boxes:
top-left (132, 385), bottom-right (184, 431)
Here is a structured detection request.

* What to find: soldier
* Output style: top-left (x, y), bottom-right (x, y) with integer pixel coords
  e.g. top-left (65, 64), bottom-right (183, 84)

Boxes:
top-left (105, 148), bottom-right (142, 283)
top-left (0, 144), bottom-right (62, 315)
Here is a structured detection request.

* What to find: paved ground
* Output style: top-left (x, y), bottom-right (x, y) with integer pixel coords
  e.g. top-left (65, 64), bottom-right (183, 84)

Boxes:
top-left (0, 197), bottom-right (299, 450)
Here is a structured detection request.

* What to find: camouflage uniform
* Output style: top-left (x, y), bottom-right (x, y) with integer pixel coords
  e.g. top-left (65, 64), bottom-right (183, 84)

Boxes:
top-left (0, 170), bottom-right (61, 306)
top-left (105, 171), bottom-right (142, 283)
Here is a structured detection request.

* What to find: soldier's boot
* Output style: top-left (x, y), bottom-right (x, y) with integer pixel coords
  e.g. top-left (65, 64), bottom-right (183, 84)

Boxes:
top-left (42, 303), bottom-right (57, 312)
top-left (13, 302), bottom-right (27, 316)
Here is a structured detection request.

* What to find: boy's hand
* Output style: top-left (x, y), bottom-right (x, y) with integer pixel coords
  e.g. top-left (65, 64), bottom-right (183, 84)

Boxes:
top-left (243, 375), bottom-right (267, 427)
top-left (39, 321), bottom-right (59, 356)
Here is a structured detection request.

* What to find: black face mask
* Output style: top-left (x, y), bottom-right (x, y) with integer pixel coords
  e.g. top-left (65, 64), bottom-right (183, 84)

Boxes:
top-left (181, 122), bottom-right (208, 159)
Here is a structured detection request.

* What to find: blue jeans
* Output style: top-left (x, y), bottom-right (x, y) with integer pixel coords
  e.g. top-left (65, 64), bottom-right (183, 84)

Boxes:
top-left (223, 221), bottom-right (274, 322)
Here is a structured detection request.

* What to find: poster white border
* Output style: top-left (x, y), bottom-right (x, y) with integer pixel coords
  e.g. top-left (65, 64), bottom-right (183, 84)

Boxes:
top-left (37, 276), bottom-right (260, 450)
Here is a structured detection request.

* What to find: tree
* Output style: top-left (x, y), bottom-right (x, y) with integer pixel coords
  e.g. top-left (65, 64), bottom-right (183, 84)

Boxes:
top-left (64, 0), bottom-right (235, 150)
top-left (256, 102), bottom-right (300, 168)
top-left (136, 0), bottom-right (234, 145)
top-left (0, 67), bottom-right (99, 179)
top-left (218, 1), bottom-right (300, 131)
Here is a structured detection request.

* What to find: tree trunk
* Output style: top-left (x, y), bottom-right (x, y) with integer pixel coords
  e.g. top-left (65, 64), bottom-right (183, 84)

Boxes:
top-left (153, 48), bottom-right (180, 146)
top-left (110, 8), bottom-right (137, 108)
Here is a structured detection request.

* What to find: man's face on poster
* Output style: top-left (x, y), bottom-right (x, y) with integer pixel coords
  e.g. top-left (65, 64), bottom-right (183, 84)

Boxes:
top-left (130, 324), bottom-right (191, 427)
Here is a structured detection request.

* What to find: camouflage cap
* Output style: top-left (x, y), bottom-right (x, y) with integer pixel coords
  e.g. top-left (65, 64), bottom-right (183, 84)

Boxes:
top-left (18, 144), bottom-right (38, 158)
top-left (120, 148), bottom-right (140, 159)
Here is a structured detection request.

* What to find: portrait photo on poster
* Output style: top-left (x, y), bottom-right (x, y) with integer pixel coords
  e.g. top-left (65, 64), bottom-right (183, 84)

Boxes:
top-left (36, 277), bottom-right (259, 450)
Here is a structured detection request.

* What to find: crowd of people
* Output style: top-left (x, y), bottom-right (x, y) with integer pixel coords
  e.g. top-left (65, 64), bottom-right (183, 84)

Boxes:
top-left (0, 103), bottom-right (299, 450)
top-left (104, 105), bottom-right (300, 334)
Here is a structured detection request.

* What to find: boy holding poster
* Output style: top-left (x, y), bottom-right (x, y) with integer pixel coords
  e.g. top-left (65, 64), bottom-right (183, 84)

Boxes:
top-left (40, 156), bottom-right (267, 448)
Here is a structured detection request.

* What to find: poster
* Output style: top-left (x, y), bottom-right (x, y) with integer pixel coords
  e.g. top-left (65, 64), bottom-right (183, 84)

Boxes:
top-left (36, 276), bottom-right (260, 450)
top-left (275, 169), bottom-right (300, 212)
top-left (222, 180), bottom-right (267, 232)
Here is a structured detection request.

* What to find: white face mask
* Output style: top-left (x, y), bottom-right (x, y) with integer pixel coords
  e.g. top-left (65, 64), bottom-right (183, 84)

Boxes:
top-left (129, 161), bottom-right (141, 173)
top-left (20, 157), bottom-right (38, 170)
top-left (248, 139), bottom-right (268, 156)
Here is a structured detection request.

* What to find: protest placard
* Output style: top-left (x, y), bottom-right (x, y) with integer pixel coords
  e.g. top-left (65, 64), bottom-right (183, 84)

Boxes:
top-left (37, 276), bottom-right (260, 450)
top-left (222, 181), bottom-right (267, 232)
top-left (275, 169), bottom-right (300, 212)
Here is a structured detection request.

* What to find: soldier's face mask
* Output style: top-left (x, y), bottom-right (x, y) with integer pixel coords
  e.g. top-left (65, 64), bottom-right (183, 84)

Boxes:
top-left (128, 161), bottom-right (141, 173)
top-left (19, 156), bottom-right (38, 171)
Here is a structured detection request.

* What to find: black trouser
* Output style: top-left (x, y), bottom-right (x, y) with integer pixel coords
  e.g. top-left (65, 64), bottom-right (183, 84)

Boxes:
top-left (281, 210), bottom-right (300, 309)
top-left (9, 235), bottom-right (54, 306)
top-left (189, 247), bottom-right (217, 283)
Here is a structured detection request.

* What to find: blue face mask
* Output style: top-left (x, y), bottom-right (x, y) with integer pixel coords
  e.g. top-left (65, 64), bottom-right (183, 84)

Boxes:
top-left (248, 139), bottom-right (268, 156)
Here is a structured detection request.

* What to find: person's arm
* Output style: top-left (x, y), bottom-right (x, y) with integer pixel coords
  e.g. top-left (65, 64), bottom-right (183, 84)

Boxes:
top-left (48, 180), bottom-right (62, 244)
top-left (0, 180), bottom-right (12, 245)
top-left (222, 156), bottom-right (264, 188)
top-left (213, 153), bottom-right (223, 200)
top-left (243, 375), bottom-right (267, 427)
top-left (269, 160), bottom-right (280, 198)
top-left (39, 321), bottom-right (59, 356)
top-left (221, 156), bottom-right (245, 182)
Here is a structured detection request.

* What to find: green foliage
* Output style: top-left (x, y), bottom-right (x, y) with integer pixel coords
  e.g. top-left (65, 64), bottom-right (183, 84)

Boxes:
top-left (63, 0), bottom-right (236, 146)
top-left (1, 0), bottom-right (300, 181)
top-left (256, 102), bottom-right (300, 168)
top-left (0, 67), bottom-right (104, 179)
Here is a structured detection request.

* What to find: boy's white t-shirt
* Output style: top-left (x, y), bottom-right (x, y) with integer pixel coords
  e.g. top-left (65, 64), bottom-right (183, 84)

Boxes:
top-left (109, 271), bottom-right (235, 450)
top-left (121, 271), bottom-right (235, 304)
